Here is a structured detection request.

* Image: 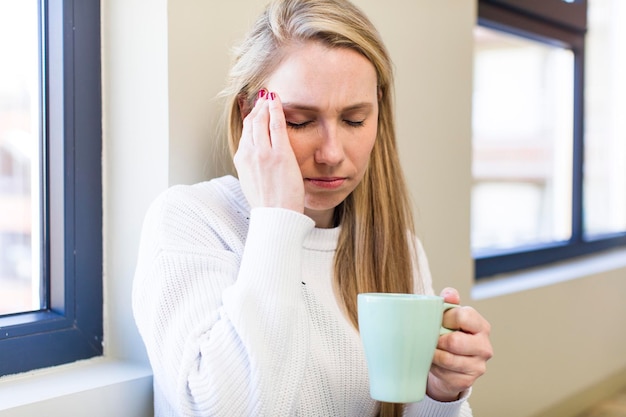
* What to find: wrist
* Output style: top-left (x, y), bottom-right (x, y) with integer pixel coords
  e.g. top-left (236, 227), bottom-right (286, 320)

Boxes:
top-left (425, 377), bottom-right (462, 402)
top-left (426, 388), bottom-right (461, 403)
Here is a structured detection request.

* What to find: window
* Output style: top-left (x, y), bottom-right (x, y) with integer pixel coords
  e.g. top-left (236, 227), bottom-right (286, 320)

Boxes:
top-left (472, 0), bottom-right (626, 278)
top-left (0, 0), bottom-right (102, 376)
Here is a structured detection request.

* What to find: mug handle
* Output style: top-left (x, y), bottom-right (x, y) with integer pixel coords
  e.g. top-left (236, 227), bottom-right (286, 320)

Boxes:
top-left (440, 303), bottom-right (460, 335)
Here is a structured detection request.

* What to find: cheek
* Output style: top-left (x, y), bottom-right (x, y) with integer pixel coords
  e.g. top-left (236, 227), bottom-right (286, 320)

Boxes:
top-left (354, 128), bottom-right (377, 169)
top-left (287, 133), bottom-right (313, 167)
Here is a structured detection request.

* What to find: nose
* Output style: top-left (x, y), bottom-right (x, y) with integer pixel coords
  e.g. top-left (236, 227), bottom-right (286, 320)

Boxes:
top-left (314, 123), bottom-right (345, 166)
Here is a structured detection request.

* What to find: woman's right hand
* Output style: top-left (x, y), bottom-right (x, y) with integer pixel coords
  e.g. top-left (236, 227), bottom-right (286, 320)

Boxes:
top-left (233, 90), bottom-right (305, 214)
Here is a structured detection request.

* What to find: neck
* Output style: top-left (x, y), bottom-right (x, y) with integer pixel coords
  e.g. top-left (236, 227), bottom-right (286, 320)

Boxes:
top-left (304, 207), bottom-right (335, 228)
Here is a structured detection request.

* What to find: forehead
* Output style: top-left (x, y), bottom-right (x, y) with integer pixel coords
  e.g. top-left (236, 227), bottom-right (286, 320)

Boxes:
top-left (264, 41), bottom-right (378, 109)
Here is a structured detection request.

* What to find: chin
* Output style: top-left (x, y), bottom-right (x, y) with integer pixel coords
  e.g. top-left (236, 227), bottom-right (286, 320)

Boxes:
top-left (305, 194), bottom-right (347, 213)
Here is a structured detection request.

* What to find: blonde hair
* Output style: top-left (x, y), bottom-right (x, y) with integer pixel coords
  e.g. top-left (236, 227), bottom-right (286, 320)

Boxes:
top-left (221, 1), bottom-right (422, 414)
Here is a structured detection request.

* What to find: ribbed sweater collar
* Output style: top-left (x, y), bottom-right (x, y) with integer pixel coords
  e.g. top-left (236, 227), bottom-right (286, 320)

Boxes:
top-left (304, 226), bottom-right (340, 252)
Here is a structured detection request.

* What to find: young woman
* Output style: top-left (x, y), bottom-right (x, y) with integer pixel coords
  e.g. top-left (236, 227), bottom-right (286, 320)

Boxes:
top-left (132, 0), bottom-right (493, 416)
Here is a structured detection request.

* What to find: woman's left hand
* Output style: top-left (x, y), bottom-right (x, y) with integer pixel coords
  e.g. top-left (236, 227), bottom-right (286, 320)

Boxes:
top-left (426, 287), bottom-right (493, 402)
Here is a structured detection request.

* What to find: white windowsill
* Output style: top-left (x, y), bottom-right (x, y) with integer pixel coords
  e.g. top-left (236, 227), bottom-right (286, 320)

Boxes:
top-left (0, 357), bottom-right (152, 411)
top-left (471, 247), bottom-right (626, 300)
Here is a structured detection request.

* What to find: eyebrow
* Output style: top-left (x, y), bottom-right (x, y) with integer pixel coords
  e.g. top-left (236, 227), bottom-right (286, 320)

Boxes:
top-left (282, 102), bottom-right (374, 113)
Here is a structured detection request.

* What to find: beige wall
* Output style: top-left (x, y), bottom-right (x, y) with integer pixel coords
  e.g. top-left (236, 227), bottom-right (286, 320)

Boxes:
top-left (1, 1), bottom-right (625, 416)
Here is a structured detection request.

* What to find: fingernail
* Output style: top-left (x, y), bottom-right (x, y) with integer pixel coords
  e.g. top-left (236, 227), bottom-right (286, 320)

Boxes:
top-left (441, 288), bottom-right (453, 298)
top-left (270, 92), bottom-right (276, 100)
top-left (258, 89), bottom-right (267, 99)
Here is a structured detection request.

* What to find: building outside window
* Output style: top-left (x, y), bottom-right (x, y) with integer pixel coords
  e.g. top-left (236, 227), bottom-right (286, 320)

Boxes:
top-left (0, 0), bottom-right (41, 316)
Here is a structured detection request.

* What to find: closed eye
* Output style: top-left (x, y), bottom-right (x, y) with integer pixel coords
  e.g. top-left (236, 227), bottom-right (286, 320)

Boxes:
top-left (286, 120), bottom-right (313, 130)
top-left (344, 119), bottom-right (365, 127)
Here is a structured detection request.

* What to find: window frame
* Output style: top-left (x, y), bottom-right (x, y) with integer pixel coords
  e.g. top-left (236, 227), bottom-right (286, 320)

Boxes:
top-left (474, 0), bottom-right (626, 279)
top-left (0, 0), bottom-right (102, 375)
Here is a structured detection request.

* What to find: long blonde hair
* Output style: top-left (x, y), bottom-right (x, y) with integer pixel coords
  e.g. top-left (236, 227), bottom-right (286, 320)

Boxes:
top-left (221, 1), bottom-right (422, 415)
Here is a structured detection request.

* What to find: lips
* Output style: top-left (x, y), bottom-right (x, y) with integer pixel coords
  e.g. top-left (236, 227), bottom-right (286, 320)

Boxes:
top-left (307, 177), bottom-right (346, 189)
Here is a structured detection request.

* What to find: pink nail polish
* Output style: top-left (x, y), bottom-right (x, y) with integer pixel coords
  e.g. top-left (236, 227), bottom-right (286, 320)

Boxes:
top-left (270, 92), bottom-right (276, 100)
top-left (258, 89), bottom-right (267, 99)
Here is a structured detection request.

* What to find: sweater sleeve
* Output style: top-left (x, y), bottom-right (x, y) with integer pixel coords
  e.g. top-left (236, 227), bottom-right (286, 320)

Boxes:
top-left (403, 389), bottom-right (473, 417)
top-left (414, 238), bottom-right (435, 296)
top-left (132, 188), bottom-right (315, 417)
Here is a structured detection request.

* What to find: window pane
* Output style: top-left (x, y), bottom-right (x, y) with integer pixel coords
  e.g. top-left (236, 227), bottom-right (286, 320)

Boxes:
top-left (0, 0), bottom-right (41, 315)
top-left (584, 0), bottom-right (626, 237)
top-left (472, 26), bottom-right (574, 252)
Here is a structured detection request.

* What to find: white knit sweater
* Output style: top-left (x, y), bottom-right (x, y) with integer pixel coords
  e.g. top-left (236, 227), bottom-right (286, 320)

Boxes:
top-left (132, 175), bottom-right (473, 417)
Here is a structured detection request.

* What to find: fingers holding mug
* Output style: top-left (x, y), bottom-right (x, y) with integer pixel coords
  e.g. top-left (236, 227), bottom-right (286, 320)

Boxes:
top-left (442, 305), bottom-right (488, 334)
top-left (428, 305), bottom-right (493, 401)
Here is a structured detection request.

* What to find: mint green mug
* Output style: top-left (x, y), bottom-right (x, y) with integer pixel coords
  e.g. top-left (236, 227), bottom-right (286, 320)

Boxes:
top-left (357, 293), bottom-right (459, 403)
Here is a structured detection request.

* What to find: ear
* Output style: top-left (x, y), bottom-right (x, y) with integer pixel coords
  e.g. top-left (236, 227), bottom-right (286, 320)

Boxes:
top-left (238, 94), bottom-right (251, 120)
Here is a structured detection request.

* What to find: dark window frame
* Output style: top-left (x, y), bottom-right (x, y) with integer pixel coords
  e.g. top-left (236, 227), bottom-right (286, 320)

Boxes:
top-left (474, 0), bottom-right (626, 279)
top-left (0, 0), bottom-right (102, 375)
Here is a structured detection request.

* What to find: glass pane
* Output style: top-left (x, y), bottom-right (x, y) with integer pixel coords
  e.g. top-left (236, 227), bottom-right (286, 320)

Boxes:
top-left (584, 0), bottom-right (626, 237)
top-left (471, 26), bottom-right (574, 252)
top-left (0, 0), bottom-right (41, 315)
